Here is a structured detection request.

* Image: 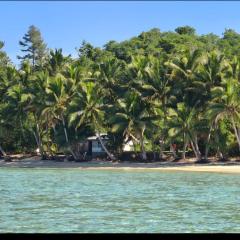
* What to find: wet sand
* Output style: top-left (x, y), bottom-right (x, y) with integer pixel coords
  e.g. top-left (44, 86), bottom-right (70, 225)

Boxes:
top-left (1, 157), bottom-right (240, 173)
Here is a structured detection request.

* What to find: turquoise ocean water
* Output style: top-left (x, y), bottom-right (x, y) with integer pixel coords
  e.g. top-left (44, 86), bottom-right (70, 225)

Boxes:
top-left (0, 168), bottom-right (239, 233)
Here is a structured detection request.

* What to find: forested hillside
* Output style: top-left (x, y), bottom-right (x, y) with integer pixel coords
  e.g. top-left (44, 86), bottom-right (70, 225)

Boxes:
top-left (1, 25), bottom-right (240, 161)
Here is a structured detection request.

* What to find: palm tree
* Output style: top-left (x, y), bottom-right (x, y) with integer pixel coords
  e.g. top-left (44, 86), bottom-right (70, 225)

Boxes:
top-left (131, 56), bottom-right (170, 158)
top-left (42, 74), bottom-right (79, 159)
top-left (208, 79), bottom-right (240, 151)
top-left (197, 50), bottom-right (228, 87)
top-left (94, 58), bottom-right (124, 103)
top-left (165, 49), bottom-right (207, 159)
top-left (48, 48), bottom-right (71, 76)
top-left (1, 66), bottom-right (37, 155)
top-left (203, 119), bottom-right (226, 160)
top-left (195, 51), bottom-right (229, 160)
top-left (127, 55), bottom-right (149, 90)
top-left (20, 71), bottom-right (49, 159)
top-left (166, 48), bottom-right (204, 107)
top-left (223, 55), bottom-right (240, 83)
top-left (5, 84), bottom-right (27, 141)
top-left (110, 91), bottom-right (157, 161)
top-left (69, 81), bottom-right (115, 160)
top-left (166, 48), bottom-right (202, 85)
top-left (168, 102), bottom-right (203, 160)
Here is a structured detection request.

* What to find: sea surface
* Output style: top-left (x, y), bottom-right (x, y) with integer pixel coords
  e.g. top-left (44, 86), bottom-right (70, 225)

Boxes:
top-left (0, 168), bottom-right (239, 233)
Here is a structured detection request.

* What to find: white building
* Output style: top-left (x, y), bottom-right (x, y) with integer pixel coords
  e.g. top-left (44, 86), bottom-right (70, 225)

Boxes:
top-left (87, 134), bottom-right (135, 156)
top-left (122, 140), bottom-right (134, 151)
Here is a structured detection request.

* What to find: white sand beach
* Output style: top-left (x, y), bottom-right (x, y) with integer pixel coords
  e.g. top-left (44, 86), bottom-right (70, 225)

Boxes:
top-left (1, 156), bottom-right (240, 173)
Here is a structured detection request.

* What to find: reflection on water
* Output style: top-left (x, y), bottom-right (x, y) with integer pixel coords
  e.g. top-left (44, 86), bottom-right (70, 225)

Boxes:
top-left (0, 168), bottom-right (239, 232)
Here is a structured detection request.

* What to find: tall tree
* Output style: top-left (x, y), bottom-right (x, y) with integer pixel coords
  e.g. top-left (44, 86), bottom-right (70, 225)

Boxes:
top-left (18, 25), bottom-right (48, 69)
top-left (168, 103), bottom-right (203, 160)
top-left (175, 26), bottom-right (196, 35)
top-left (208, 79), bottom-right (240, 152)
top-left (110, 91), bottom-right (157, 161)
top-left (69, 81), bottom-right (116, 160)
top-left (0, 41), bottom-right (11, 67)
top-left (48, 48), bottom-right (71, 76)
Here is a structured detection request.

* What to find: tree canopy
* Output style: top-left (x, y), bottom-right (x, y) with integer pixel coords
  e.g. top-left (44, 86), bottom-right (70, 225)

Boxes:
top-left (1, 25), bottom-right (240, 161)
top-left (17, 25), bottom-right (48, 69)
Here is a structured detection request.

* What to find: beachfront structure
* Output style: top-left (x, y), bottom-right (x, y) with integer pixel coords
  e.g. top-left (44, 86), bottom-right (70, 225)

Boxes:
top-left (123, 140), bottom-right (134, 151)
top-left (86, 134), bottom-right (134, 157)
top-left (87, 134), bottom-right (108, 157)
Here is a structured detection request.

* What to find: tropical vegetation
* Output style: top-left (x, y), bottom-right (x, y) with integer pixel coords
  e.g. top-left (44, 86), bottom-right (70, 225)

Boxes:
top-left (1, 25), bottom-right (240, 162)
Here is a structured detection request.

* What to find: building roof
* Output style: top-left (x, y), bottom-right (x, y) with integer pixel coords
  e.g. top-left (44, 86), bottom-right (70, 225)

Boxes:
top-left (87, 133), bottom-right (108, 140)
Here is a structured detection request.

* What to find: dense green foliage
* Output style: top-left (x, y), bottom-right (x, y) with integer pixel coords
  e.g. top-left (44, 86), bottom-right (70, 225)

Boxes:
top-left (1, 25), bottom-right (240, 161)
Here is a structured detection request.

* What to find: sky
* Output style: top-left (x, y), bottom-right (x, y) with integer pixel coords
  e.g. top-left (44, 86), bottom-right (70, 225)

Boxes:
top-left (1, 1), bottom-right (240, 65)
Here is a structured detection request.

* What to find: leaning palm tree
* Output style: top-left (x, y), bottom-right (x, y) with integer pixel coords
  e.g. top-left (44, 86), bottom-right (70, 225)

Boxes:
top-left (110, 91), bottom-right (157, 161)
top-left (168, 102), bottom-right (203, 160)
top-left (203, 116), bottom-right (226, 161)
top-left (208, 79), bottom-right (240, 151)
top-left (69, 81), bottom-right (115, 160)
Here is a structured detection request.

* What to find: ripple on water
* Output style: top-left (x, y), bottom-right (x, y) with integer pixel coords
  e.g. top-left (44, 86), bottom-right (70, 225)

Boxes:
top-left (0, 168), bottom-right (239, 232)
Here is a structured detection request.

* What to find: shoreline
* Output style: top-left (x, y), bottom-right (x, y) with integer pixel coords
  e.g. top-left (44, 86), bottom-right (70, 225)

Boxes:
top-left (1, 157), bottom-right (240, 173)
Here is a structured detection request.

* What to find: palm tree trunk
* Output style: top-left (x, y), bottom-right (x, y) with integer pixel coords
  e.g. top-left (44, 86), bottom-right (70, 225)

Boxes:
top-left (182, 141), bottom-right (187, 160)
top-left (33, 114), bottom-right (44, 159)
top-left (190, 140), bottom-right (200, 161)
top-left (32, 129), bottom-right (43, 159)
top-left (217, 149), bottom-right (223, 159)
top-left (204, 125), bottom-right (213, 160)
top-left (139, 134), bottom-right (147, 161)
top-left (170, 143), bottom-right (177, 159)
top-left (237, 127), bottom-right (240, 144)
top-left (159, 138), bottom-right (164, 160)
top-left (96, 130), bottom-right (116, 161)
top-left (231, 117), bottom-right (240, 151)
top-left (36, 122), bottom-right (45, 159)
top-left (215, 128), bottom-right (225, 160)
top-left (53, 126), bottom-right (57, 135)
top-left (129, 133), bottom-right (139, 155)
top-left (182, 133), bottom-right (187, 160)
top-left (194, 136), bottom-right (202, 160)
top-left (32, 130), bottom-right (39, 146)
top-left (20, 117), bottom-right (26, 142)
top-left (61, 115), bottom-right (69, 143)
top-left (129, 133), bottom-right (140, 143)
top-left (0, 145), bottom-right (6, 156)
top-left (46, 116), bottom-right (53, 158)
top-left (132, 141), bottom-right (138, 154)
top-left (61, 115), bottom-right (77, 160)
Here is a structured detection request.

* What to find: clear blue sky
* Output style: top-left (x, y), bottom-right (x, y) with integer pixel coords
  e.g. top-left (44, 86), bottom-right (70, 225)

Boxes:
top-left (1, 1), bottom-right (240, 65)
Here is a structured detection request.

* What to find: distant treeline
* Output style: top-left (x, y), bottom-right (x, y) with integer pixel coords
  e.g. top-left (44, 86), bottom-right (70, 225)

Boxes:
top-left (0, 25), bottom-right (240, 161)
